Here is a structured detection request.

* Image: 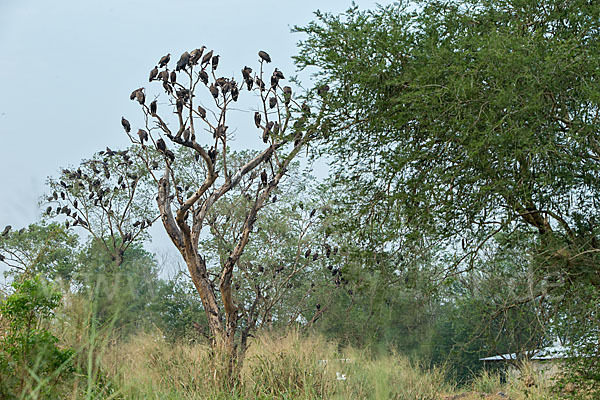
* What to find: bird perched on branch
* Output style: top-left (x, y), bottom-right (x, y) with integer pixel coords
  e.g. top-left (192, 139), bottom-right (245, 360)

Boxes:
top-left (1, 225), bottom-right (11, 236)
top-left (137, 129), bottom-right (148, 144)
top-left (261, 170), bottom-right (268, 186)
top-left (149, 66), bottom-right (158, 82)
top-left (201, 50), bottom-right (213, 67)
top-left (242, 66), bottom-right (252, 80)
top-left (190, 46), bottom-right (206, 65)
top-left (121, 117), bottom-right (131, 133)
top-left (254, 112), bottom-right (261, 128)
top-left (212, 55), bottom-right (219, 71)
top-left (197, 106), bottom-right (206, 119)
top-left (176, 51), bottom-right (190, 71)
top-left (258, 50), bottom-right (271, 63)
top-left (158, 53), bottom-right (170, 67)
top-left (150, 100), bottom-right (157, 116)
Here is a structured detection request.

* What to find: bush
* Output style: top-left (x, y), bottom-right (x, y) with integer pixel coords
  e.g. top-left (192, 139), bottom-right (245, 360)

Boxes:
top-left (0, 275), bottom-right (74, 399)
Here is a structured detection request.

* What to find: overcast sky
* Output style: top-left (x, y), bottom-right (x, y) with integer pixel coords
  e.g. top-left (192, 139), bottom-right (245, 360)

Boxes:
top-left (0, 0), bottom-right (387, 274)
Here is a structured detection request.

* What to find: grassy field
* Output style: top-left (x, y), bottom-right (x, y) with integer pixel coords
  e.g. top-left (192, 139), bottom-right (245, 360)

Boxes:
top-left (42, 327), bottom-right (564, 400)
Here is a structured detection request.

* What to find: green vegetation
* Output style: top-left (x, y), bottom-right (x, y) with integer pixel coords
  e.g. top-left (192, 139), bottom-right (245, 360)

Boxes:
top-left (1, 0), bottom-right (598, 398)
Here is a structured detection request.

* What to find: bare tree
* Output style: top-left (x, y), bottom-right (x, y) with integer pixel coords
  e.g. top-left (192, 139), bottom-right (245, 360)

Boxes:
top-left (124, 48), bottom-right (324, 368)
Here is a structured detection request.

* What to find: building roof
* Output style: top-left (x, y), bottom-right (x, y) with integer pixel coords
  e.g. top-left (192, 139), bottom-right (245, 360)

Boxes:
top-left (479, 345), bottom-right (570, 361)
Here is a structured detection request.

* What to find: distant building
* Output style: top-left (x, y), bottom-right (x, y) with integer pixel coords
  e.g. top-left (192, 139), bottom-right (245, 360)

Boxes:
top-left (479, 344), bottom-right (570, 378)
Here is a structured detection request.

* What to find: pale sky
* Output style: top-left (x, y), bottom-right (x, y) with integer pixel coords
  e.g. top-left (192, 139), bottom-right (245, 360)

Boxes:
top-left (0, 0), bottom-right (387, 273)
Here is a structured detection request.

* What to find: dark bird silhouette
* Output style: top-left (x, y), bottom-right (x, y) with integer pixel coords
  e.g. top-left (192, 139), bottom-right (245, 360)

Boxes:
top-left (156, 138), bottom-right (166, 153)
top-left (312, 253), bottom-right (318, 261)
top-left (170, 70), bottom-right (177, 83)
top-left (190, 46), bottom-right (206, 64)
top-left (209, 84), bottom-right (218, 98)
top-left (137, 129), bottom-right (148, 143)
top-left (160, 70), bottom-right (169, 82)
top-left (273, 68), bottom-right (284, 79)
top-left (214, 124), bottom-right (227, 139)
top-left (201, 49), bottom-right (213, 67)
top-left (46, 206), bottom-right (52, 215)
top-left (271, 75), bottom-right (279, 88)
top-left (135, 89), bottom-right (145, 105)
top-left (242, 66), bottom-right (252, 80)
top-left (254, 112), bottom-right (261, 128)
top-left (317, 84), bottom-right (330, 96)
top-left (211, 55), bottom-right (219, 70)
top-left (121, 117), bottom-right (131, 133)
top-left (310, 208), bottom-right (316, 218)
top-left (269, 97), bottom-right (277, 109)
top-left (197, 106), bottom-right (206, 119)
top-left (176, 51), bottom-right (190, 71)
top-left (176, 98), bottom-right (184, 114)
top-left (258, 50), bottom-right (271, 63)
top-left (198, 70), bottom-right (208, 86)
top-left (316, 303), bottom-right (321, 311)
top-left (163, 81), bottom-right (173, 95)
top-left (272, 195), bottom-right (277, 203)
top-left (60, 192), bottom-right (65, 200)
top-left (73, 200), bottom-right (78, 209)
top-left (305, 248), bottom-right (311, 258)
top-left (256, 78), bottom-right (265, 91)
top-left (150, 100), bottom-right (157, 116)
top-left (262, 127), bottom-right (269, 143)
top-left (183, 127), bottom-right (190, 142)
top-left (165, 149), bottom-right (175, 162)
top-left (149, 66), bottom-right (158, 82)
top-left (283, 86), bottom-right (292, 104)
top-left (1, 225), bottom-right (11, 236)
top-left (245, 77), bottom-right (253, 90)
top-left (158, 53), bottom-right (171, 67)
top-left (261, 170), bottom-right (268, 186)
top-left (231, 85), bottom-right (239, 101)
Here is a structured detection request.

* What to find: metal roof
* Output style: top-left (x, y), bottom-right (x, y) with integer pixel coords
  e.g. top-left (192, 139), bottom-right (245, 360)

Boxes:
top-left (479, 345), bottom-right (570, 361)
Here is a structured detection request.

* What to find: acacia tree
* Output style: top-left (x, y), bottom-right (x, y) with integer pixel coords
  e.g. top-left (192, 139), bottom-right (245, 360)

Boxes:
top-left (123, 48), bottom-right (324, 363)
top-left (295, 0), bottom-right (600, 374)
top-left (45, 148), bottom-right (157, 268)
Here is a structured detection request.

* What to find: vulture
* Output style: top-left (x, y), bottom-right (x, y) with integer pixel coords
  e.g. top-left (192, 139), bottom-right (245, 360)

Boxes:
top-left (118, 176), bottom-right (124, 184)
top-left (61, 192), bottom-right (66, 200)
top-left (46, 206), bottom-right (52, 215)
top-left (262, 127), bottom-right (269, 143)
top-left (190, 47), bottom-right (206, 64)
top-left (231, 85), bottom-right (239, 101)
top-left (245, 77), bottom-right (253, 90)
top-left (258, 50), bottom-right (271, 63)
top-left (208, 147), bottom-right (217, 163)
top-left (121, 117), bottom-right (131, 133)
top-left (137, 129), bottom-right (148, 143)
top-left (273, 68), bottom-right (284, 80)
top-left (214, 124), bottom-right (227, 138)
top-left (183, 127), bottom-right (190, 142)
top-left (283, 86), bottom-right (292, 104)
top-left (156, 138), bottom-right (166, 153)
top-left (1, 225), bottom-right (11, 236)
top-left (317, 84), bottom-right (330, 96)
top-left (201, 49), bottom-right (213, 67)
top-left (316, 303), bottom-right (321, 311)
top-left (163, 81), bottom-right (173, 95)
top-left (310, 208), bottom-right (316, 218)
top-left (270, 75), bottom-right (279, 88)
top-left (269, 97), bottom-right (277, 109)
top-left (149, 66), bottom-right (158, 82)
top-left (197, 106), bottom-right (206, 119)
top-left (312, 253), bottom-right (318, 261)
top-left (170, 70), bottom-right (177, 83)
top-left (273, 121), bottom-right (280, 135)
top-left (209, 84), bottom-right (219, 98)
top-left (73, 200), bottom-right (78, 208)
top-left (150, 100), bottom-right (157, 116)
top-left (304, 248), bottom-right (311, 258)
top-left (165, 149), bottom-right (175, 162)
top-left (53, 191), bottom-right (58, 200)
top-left (256, 78), bottom-right (265, 91)
top-left (242, 66), bottom-right (252, 80)
top-left (176, 51), bottom-right (190, 71)
top-left (260, 169), bottom-right (267, 186)
top-left (135, 89), bottom-right (145, 105)
top-left (160, 70), bottom-right (169, 82)
top-left (211, 55), bottom-right (219, 70)
top-left (272, 195), bottom-right (277, 203)
top-left (199, 70), bottom-right (209, 85)
top-left (254, 112), bottom-right (261, 128)
top-left (176, 98), bottom-right (184, 114)
top-left (158, 53), bottom-right (171, 67)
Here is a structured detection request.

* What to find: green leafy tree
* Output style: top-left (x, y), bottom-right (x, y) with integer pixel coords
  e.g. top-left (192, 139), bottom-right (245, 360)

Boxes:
top-left (295, 0), bottom-right (600, 380)
top-left (0, 222), bottom-right (79, 282)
